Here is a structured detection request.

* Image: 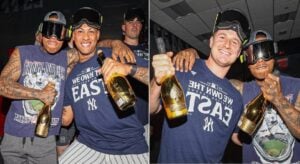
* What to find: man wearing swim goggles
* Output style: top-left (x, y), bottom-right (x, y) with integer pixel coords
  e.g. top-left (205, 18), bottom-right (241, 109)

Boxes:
top-left (214, 9), bottom-right (251, 46)
top-left (59, 7), bottom-right (149, 163)
top-left (171, 9), bottom-right (252, 72)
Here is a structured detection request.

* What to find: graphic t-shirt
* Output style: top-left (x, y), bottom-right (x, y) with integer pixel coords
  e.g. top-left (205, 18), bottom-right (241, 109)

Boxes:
top-left (64, 48), bottom-right (148, 154)
top-left (5, 45), bottom-right (67, 137)
top-left (125, 43), bottom-right (149, 125)
top-left (158, 59), bottom-right (243, 163)
top-left (242, 76), bottom-right (300, 163)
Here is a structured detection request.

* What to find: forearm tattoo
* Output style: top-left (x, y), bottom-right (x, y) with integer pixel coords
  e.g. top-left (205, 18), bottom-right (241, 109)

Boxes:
top-left (1, 79), bottom-right (40, 99)
top-left (0, 49), bottom-right (40, 100)
top-left (275, 95), bottom-right (300, 137)
top-left (133, 67), bottom-right (149, 85)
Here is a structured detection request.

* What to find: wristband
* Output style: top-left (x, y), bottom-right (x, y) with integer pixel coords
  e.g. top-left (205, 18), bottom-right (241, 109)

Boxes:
top-left (130, 64), bottom-right (137, 76)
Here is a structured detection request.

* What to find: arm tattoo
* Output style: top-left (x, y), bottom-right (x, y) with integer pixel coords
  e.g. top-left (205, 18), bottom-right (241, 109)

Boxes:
top-left (294, 91), bottom-right (300, 111)
top-left (0, 49), bottom-right (41, 100)
top-left (275, 93), bottom-right (300, 138)
top-left (132, 67), bottom-right (149, 85)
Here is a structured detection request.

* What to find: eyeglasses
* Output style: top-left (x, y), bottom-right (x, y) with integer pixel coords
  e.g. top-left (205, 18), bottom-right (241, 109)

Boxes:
top-left (41, 21), bottom-right (66, 41)
top-left (71, 7), bottom-right (103, 29)
top-left (245, 40), bottom-right (275, 65)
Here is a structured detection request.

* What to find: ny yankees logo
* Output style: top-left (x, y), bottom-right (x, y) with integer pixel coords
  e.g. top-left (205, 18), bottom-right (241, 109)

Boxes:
top-left (203, 116), bottom-right (214, 132)
top-left (87, 98), bottom-right (97, 111)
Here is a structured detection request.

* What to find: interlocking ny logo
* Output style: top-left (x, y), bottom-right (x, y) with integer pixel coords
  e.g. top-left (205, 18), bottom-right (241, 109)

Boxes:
top-left (87, 98), bottom-right (97, 111)
top-left (203, 117), bottom-right (214, 132)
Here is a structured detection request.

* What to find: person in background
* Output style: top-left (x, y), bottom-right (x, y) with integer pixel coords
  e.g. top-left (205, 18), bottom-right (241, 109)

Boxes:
top-left (59, 7), bottom-right (148, 164)
top-left (121, 7), bottom-right (149, 141)
top-left (150, 9), bottom-right (250, 163)
top-left (98, 7), bottom-right (149, 144)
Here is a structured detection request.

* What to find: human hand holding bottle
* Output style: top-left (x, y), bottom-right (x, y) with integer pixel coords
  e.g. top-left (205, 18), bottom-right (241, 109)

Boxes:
top-left (98, 50), bottom-right (136, 111)
top-left (100, 57), bottom-right (132, 84)
top-left (152, 52), bottom-right (175, 85)
top-left (40, 82), bottom-right (57, 105)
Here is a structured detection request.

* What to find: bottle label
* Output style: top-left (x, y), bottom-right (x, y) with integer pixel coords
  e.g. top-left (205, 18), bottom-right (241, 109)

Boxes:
top-left (168, 84), bottom-right (185, 112)
top-left (116, 98), bottom-right (125, 107)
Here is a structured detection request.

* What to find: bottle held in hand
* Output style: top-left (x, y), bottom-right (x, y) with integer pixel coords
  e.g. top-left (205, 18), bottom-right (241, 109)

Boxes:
top-left (156, 37), bottom-right (188, 120)
top-left (238, 70), bottom-right (280, 135)
top-left (35, 82), bottom-right (55, 137)
top-left (160, 75), bottom-right (188, 119)
top-left (35, 105), bottom-right (52, 137)
top-left (98, 50), bottom-right (136, 111)
top-left (238, 93), bottom-right (266, 135)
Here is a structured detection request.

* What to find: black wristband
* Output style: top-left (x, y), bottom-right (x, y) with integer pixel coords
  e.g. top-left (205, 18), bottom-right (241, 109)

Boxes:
top-left (130, 64), bottom-right (137, 76)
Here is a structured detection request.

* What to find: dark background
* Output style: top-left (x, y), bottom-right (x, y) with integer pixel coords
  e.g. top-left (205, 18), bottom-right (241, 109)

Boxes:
top-left (0, 0), bottom-right (148, 71)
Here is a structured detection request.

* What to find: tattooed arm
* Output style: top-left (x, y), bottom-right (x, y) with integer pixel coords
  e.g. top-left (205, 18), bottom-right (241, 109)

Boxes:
top-left (129, 65), bottom-right (148, 85)
top-left (0, 48), bottom-right (56, 105)
top-left (66, 48), bottom-right (79, 75)
top-left (262, 74), bottom-right (300, 139)
top-left (271, 91), bottom-right (300, 139)
top-left (101, 58), bottom-right (148, 85)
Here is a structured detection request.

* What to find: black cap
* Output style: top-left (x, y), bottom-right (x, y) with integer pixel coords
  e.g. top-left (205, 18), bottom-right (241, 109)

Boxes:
top-left (124, 8), bottom-right (145, 23)
top-left (71, 7), bottom-right (103, 30)
top-left (213, 9), bottom-right (251, 45)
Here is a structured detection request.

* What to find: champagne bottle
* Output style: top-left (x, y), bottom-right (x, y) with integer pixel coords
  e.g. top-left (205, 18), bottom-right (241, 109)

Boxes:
top-left (155, 37), bottom-right (188, 120)
top-left (97, 50), bottom-right (136, 111)
top-left (238, 70), bottom-right (280, 135)
top-left (238, 93), bottom-right (266, 135)
top-left (35, 105), bottom-right (51, 137)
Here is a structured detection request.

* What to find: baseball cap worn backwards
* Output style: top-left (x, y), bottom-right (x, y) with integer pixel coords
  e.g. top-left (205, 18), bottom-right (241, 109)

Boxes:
top-left (244, 30), bottom-right (273, 48)
top-left (124, 7), bottom-right (145, 23)
top-left (213, 9), bottom-right (250, 45)
top-left (244, 30), bottom-right (275, 65)
top-left (71, 7), bottom-right (103, 30)
top-left (42, 11), bottom-right (66, 41)
top-left (44, 11), bottom-right (66, 25)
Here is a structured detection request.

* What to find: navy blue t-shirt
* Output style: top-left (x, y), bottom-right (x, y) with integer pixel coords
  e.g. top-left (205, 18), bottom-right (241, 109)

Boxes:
top-left (242, 75), bottom-right (300, 163)
top-left (125, 43), bottom-right (149, 125)
top-left (158, 59), bottom-right (243, 163)
top-left (5, 45), bottom-right (67, 137)
top-left (64, 48), bottom-right (148, 154)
